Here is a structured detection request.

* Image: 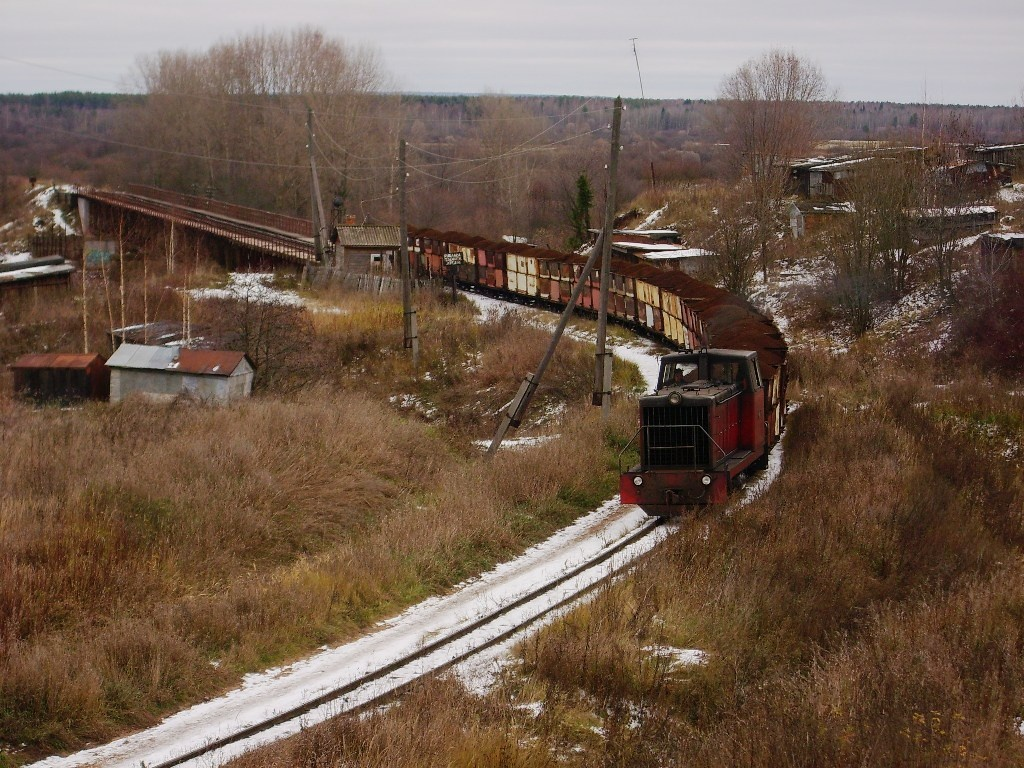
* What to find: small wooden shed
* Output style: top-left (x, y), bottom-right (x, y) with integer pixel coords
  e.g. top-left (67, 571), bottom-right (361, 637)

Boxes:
top-left (10, 352), bottom-right (110, 402)
top-left (106, 344), bottom-right (254, 404)
top-left (335, 225), bottom-right (401, 274)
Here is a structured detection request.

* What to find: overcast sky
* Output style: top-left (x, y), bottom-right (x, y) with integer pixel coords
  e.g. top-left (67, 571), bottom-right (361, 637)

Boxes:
top-left (3, 0), bottom-right (1022, 106)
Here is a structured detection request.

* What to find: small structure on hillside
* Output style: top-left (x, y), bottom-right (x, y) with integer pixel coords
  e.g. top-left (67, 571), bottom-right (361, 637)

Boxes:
top-left (980, 232), bottom-right (1024, 253)
top-left (106, 344), bottom-right (254, 404)
top-left (10, 352), bottom-right (110, 403)
top-left (0, 255), bottom-right (75, 295)
top-left (334, 225), bottom-right (401, 274)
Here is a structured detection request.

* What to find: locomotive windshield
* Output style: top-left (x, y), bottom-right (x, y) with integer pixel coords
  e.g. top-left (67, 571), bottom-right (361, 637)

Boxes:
top-left (656, 350), bottom-right (759, 392)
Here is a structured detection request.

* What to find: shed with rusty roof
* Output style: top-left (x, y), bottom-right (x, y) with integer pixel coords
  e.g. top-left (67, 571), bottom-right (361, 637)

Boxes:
top-left (10, 352), bottom-right (109, 403)
top-left (106, 344), bottom-right (254, 404)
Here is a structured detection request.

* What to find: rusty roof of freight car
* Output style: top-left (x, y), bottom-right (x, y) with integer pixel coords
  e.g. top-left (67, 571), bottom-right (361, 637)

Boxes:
top-left (407, 227), bottom-right (787, 377)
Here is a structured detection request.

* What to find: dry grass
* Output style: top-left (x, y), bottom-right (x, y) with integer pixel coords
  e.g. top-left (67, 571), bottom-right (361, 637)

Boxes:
top-left (462, 345), bottom-right (1024, 766)
top-left (230, 678), bottom-right (559, 768)
top-left (0, 278), bottom-right (640, 758)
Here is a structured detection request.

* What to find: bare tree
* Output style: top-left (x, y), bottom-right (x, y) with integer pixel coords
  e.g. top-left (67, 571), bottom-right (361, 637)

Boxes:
top-left (844, 154), bottom-right (920, 299)
top-left (820, 151), bottom-right (929, 334)
top-left (125, 28), bottom-right (396, 217)
top-left (470, 95), bottom-right (546, 241)
top-left (913, 136), bottom-right (985, 298)
top-left (717, 49), bottom-right (833, 279)
top-left (822, 207), bottom-right (882, 337)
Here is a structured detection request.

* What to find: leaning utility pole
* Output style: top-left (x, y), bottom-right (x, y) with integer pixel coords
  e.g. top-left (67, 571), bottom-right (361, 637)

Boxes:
top-left (486, 233), bottom-right (606, 455)
top-left (307, 107), bottom-right (329, 263)
top-left (399, 139), bottom-right (419, 372)
top-left (593, 96), bottom-right (622, 421)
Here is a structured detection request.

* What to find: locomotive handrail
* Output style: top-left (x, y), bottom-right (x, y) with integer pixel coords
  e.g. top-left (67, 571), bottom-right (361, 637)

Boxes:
top-left (617, 426), bottom-right (644, 474)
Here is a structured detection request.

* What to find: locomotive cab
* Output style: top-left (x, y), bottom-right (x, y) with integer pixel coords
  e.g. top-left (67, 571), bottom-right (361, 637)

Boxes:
top-left (620, 349), bottom-right (767, 515)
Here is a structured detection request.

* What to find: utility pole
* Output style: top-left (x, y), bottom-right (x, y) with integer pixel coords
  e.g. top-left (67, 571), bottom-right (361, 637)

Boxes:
top-left (399, 139), bottom-right (419, 372)
top-left (487, 233), bottom-right (606, 455)
top-left (307, 107), bottom-right (329, 263)
top-left (593, 96), bottom-right (622, 421)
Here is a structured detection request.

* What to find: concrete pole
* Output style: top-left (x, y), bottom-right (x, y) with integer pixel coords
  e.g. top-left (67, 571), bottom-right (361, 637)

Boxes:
top-left (487, 232), bottom-right (605, 455)
top-left (307, 107), bottom-right (328, 263)
top-left (399, 139), bottom-right (419, 373)
top-left (594, 96), bottom-right (623, 421)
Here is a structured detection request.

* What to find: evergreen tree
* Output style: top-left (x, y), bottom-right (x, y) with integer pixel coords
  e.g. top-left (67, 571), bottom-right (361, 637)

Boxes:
top-left (567, 173), bottom-right (594, 251)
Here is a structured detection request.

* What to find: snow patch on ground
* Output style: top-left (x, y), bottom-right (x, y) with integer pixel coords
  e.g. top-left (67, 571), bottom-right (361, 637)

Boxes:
top-left (750, 256), bottom-right (850, 354)
top-left (997, 184), bottom-right (1024, 204)
top-left (637, 206), bottom-right (667, 230)
top-left (190, 272), bottom-right (304, 306)
top-left (472, 435), bottom-right (559, 452)
top-left (462, 290), bottom-right (664, 393)
top-left (389, 393), bottom-right (440, 420)
top-left (31, 185), bottom-right (77, 234)
top-left (644, 645), bottom-right (707, 670)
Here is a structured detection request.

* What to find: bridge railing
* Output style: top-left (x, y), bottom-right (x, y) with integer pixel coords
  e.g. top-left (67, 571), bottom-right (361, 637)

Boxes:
top-left (124, 184), bottom-right (313, 237)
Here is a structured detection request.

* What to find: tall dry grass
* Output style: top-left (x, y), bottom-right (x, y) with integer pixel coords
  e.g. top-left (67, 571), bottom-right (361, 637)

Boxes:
top-left (484, 346), bottom-right (1024, 766)
top-left (229, 678), bottom-right (559, 768)
top-left (1, 281), bottom-right (640, 756)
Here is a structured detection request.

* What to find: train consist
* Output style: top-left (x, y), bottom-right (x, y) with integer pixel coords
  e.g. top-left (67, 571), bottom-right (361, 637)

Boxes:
top-left (408, 227), bottom-right (788, 515)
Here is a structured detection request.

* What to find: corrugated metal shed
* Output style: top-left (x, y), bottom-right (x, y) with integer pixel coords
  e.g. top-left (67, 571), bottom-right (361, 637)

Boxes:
top-left (10, 352), bottom-right (109, 401)
top-left (106, 344), bottom-right (254, 404)
top-left (106, 344), bottom-right (249, 377)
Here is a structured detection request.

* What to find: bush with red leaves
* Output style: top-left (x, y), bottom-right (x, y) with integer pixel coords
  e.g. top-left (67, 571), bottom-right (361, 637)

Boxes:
top-left (953, 253), bottom-right (1024, 374)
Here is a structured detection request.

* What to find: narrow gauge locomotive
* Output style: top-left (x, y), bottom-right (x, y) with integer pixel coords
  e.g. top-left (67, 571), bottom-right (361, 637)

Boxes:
top-left (619, 348), bottom-right (771, 515)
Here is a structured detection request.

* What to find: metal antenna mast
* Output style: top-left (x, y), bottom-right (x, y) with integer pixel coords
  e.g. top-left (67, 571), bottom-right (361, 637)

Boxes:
top-left (630, 38), bottom-right (656, 190)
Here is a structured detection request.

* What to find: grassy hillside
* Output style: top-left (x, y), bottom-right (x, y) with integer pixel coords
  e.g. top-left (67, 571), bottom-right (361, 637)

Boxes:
top-left (0, 279), bottom-right (645, 761)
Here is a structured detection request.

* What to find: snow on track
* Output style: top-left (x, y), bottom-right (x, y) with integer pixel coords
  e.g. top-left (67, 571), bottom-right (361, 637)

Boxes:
top-left (29, 502), bottom-right (660, 768)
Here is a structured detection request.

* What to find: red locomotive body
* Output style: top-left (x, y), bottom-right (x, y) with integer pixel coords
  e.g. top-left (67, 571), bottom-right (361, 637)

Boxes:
top-left (620, 349), bottom-right (769, 515)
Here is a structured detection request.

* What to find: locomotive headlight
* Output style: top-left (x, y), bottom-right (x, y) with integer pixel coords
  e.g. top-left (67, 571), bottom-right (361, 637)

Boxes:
top-left (701, 474), bottom-right (712, 486)
top-left (632, 476), bottom-right (644, 487)
top-left (668, 392), bottom-right (682, 405)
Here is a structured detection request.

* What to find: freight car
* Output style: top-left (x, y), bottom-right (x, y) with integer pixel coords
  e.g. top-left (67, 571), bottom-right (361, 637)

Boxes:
top-left (407, 227), bottom-right (787, 514)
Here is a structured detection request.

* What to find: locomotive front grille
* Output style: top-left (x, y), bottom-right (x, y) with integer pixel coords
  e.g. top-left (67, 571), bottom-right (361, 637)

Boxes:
top-left (641, 404), bottom-right (710, 468)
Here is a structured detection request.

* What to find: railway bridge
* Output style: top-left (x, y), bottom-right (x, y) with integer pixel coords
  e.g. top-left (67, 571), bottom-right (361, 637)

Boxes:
top-left (75, 184), bottom-right (319, 268)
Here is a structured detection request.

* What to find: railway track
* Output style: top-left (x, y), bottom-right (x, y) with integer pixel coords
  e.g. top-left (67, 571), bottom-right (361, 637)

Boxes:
top-left (32, 506), bottom-right (667, 768)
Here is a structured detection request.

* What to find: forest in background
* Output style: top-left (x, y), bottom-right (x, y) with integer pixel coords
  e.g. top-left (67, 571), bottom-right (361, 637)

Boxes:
top-left (1, 87), bottom-right (1021, 248)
